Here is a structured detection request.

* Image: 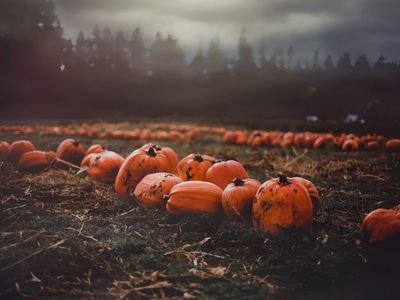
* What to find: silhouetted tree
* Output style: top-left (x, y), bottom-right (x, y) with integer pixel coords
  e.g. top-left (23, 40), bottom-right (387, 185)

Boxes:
top-left (354, 54), bottom-right (371, 73)
top-left (324, 54), bottom-right (334, 71)
top-left (287, 46), bottom-right (294, 69)
top-left (336, 52), bottom-right (353, 72)
top-left (129, 27), bottom-right (146, 73)
top-left (235, 29), bottom-right (256, 75)
top-left (312, 50), bottom-right (321, 71)
top-left (190, 46), bottom-right (206, 77)
top-left (206, 37), bottom-right (226, 75)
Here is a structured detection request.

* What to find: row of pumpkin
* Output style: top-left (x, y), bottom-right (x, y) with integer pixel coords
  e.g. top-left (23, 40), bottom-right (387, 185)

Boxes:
top-left (224, 130), bottom-right (400, 151)
top-left (0, 138), bottom-right (398, 246)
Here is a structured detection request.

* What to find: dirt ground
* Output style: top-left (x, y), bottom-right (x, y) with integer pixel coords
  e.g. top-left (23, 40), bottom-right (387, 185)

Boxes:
top-left (1, 128), bottom-right (400, 299)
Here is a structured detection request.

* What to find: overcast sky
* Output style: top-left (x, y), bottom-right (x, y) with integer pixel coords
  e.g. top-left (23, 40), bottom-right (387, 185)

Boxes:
top-left (54, 0), bottom-right (400, 62)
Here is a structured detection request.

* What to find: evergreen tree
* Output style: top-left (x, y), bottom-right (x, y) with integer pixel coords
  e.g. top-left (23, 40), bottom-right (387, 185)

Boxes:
top-left (190, 45), bottom-right (206, 76)
top-left (129, 27), bottom-right (146, 72)
top-left (312, 50), bottom-right (321, 71)
top-left (206, 37), bottom-right (226, 74)
top-left (235, 29), bottom-right (256, 74)
top-left (354, 54), bottom-right (371, 73)
top-left (336, 52), bottom-right (353, 72)
top-left (323, 54), bottom-right (334, 71)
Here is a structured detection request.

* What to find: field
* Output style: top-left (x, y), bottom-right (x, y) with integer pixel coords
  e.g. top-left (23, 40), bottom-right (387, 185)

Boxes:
top-left (1, 124), bottom-right (400, 299)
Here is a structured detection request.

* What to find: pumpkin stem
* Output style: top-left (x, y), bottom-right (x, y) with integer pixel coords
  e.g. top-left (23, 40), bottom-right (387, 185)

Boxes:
top-left (233, 178), bottom-right (245, 186)
top-left (277, 172), bottom-right (290, 185)
top-left (73, 140), bottom-right (80, 147)
top-left (146, 147), bottom-right (156, 157)
top-left (162, 195), bottom-right (170, 203)
top-left (194, 154), bottom-right (203, 162)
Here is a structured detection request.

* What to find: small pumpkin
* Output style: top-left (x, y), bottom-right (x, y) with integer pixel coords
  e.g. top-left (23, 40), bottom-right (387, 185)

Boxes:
top-left (8, 140), bottom-right (36, 164)
top-left (386, 139), bottom-right (400, 151)
top-left (115, 147), bottom-right (170, 200)
top-left (366, 140), bottom-right (380, 150)
top-left (56, 138), bottom-right (86, 165)
top-left (134, 172), bottom-right (183, 208)
top-left (342, 139), bottom-right (359, 151)
top-left (205, 160), bottom-right (248, 190)
top-left (361, 205), bottom-right (400, 244)
top-left (176, 153), bottom-right (216, 181)
top-left (86, 144), bottom-right (106, 156)
top-left (252, 173), bottom-right (314, 234)
top-left (0, 141), bottom-right (10, 161)
top-left (87, 151), bottom-right (124, 183)
top-left (81, 153), bottom-right (97, 168)
top-left (165, 181), bottom-right (223, 215)
top-left (18, 151), bottom-right (56, 172)
top-left (222, 178), bottom-right (261, 221)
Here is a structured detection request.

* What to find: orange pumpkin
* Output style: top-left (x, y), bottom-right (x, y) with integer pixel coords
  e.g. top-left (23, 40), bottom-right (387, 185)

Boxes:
top-left (252, 173), bottom-right (314, 234)
top-left (115, 147), bottom-right (170, 200)
top-left (18, 151), bottom-right (56, 172)
top-left (56, 139), bottom-right (86, 165)
top-left (222, 131), bottom-right (237, 144)
top-left (362, 205), bottom-right (400, 244)
top-left (141, 144), bottom-right (179, 171)
top-left (0, 141), bottom-right (10, 161)
top-left (342, 139), bottom-right (359, 151)
top-left (366, 140), bottom-right (380, 150)
top-left (222, 178), bottom-right (261, 221)
top-left (134, 172), bottom-right (183, 208)
top-left (205, 160), bottom-right (248, 190)
top-left (80, 153), bottom-right (97, 168)
top-left (87, 151), bottom-right (124, 183)
top-left (86, 144), bottom-right (106, 156)
top-left (165, 181), bottom-right (223, 215)
top-left (176, 153), bottom-right (216, 181)
top-left (386, 139), bottom-right (400, 151)
top-left (8, 140), bottom-right (36, 164)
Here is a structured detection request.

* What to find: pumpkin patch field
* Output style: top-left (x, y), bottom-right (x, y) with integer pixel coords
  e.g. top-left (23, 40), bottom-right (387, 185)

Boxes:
top-left (0, 122), bottom-right (399, 299)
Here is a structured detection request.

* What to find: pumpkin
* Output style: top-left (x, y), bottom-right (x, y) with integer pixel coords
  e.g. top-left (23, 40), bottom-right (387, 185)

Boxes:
top-left (290, 176), bottom-right (320, 214)
top-left (18, 151), bottom-right (56, 172)
top-left (87, 151), bottom-right (124, 183)
top-left (81, 153), bottom-right (97, 168)
top-left (366, 141), bottom-right (380, 150)
top-left (205, 160), bottom-right (248, 190)
top-left (0, 141), bottom-right (10, 161)
top-left (313, 136), bottom-right (326, 149)
top-left (176, 153), bottom-right (216, 181)
top-left (134, 172), bottom-right (183, 208)
top-left (361, 205), bottom-right (400, 244)
top-left (8, 140), bottom-right (36, 164)
top-left (86, 144), bottom-right (106, 156)
top-left (342, 139), bottom-right (359, 151)
top-left (223, 131), bottom-right (237, 144)
top-left (56, 139), bottom-right (86, 165)
top-left (115, 147), bottom-right (170, 200)
top-left (386, 139), bottom-right (400, 151)
top-left (222, 178), bottom-right (261, 221)
top-left (141, 143), bottom-right (179, 171)
top-left (252, 173), bottom-right (314, 234)
top-left (165, 181), bottom-right (223, 215)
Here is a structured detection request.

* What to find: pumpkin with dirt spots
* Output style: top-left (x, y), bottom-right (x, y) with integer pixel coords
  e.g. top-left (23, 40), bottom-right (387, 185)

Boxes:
top-left (56, 138), bottom-right (86, 165)
top-left (205, 160), bottom-right (248, 190)
top-left (86, 151), bottom-right (124, 183)
top-left (115, 147), bottom-right (171, 200)
top-left (176, 153), bottom-right (216, 181)
top-left (252, 173), bottom-right (314, 234)
top-left (134, 172), bottom-right (183, 208)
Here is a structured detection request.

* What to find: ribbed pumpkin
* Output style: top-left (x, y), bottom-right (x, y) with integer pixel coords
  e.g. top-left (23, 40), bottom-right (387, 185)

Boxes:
top-left (18, 151), bottom-right (56, 172)
top-left (0, 141), bottom-right (10, 161)
top-left (165, 181), bottom-right (223, 215)
top-left (141, 143), bottom-right (179, 171)
top-left (86, 144), bottom-right (106, 156)
top-left (56, 139), bottom-right (86, 165)
top-left (205, 160), bottom-right (248, 190)
top-left (342, 139), bottom-right (359, 151)
top-left (134, 172), bottom-right (183, 208)
top-left (361, 205), bottom-right (400, 244)
top-left (86, 151), bottom-right (124, 183)
top-left (252, 173), bottom-right (314, 234)
top-left (115, 147), bottom-right (171, 200)
top-left (366, 140), bottom-right (380, 150)
top-left (8, 140), bottom-right (36, 164)
top-left (386, 139), bottom-right (400, 151)
top-left (176, 153), bottom-right (216, 181)
top-left (290, 177), bottom-right (320, 214)
top-left (222, 178), bottom-right (261, 221)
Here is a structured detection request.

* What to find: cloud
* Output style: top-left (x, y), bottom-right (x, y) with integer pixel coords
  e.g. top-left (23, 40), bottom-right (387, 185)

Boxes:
top-left (53, 0), bottom-right (400, 60)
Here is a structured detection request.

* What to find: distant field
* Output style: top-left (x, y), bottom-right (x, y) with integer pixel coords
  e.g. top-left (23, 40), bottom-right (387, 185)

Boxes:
top-left (0, 125), bottom-right (399, 299)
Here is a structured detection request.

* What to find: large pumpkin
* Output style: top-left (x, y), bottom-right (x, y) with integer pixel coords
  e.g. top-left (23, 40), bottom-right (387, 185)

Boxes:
top-left (361, 205), bottom-right (400, 244)
top-left (134, 172), bottom-right (183, 208)
top-left (87, 151), bottom-right (124, 183)
top-left (165, 181), bottom-right (223, 215)
top-left (18, 151), bottom-right (56, 172)
top-left (8, 140), bottom-right (36, 164)
top-left (56, 139), bottom-right (86, 165)
top-left (252, 173), bottom-right (314, 234)
top-left (115, 147), bottom-right (171, 200)
top-left (0, 141), bottom-right (10, 161)
top-left (386, 139), bottom-right (400, 151)
top-left (205, 160), bottom-right (248, 190)
top-left (176, 153), bottom-right (216, 181)
top-left (222, 178), bottom-right (261, 221)
top-left (141, 143), bottom-right (179, 171)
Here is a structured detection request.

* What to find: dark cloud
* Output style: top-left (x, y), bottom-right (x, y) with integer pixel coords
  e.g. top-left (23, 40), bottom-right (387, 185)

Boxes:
top-left (53, 0), bottom-right (400, 60)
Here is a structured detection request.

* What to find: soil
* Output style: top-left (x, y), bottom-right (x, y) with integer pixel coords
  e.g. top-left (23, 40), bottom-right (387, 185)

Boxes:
top-left (1, 126), bottom-right (400, 299)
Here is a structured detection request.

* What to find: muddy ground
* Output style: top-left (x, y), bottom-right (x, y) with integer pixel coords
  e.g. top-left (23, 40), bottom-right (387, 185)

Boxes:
top-left (0, 128), bottom-right (400, 299)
